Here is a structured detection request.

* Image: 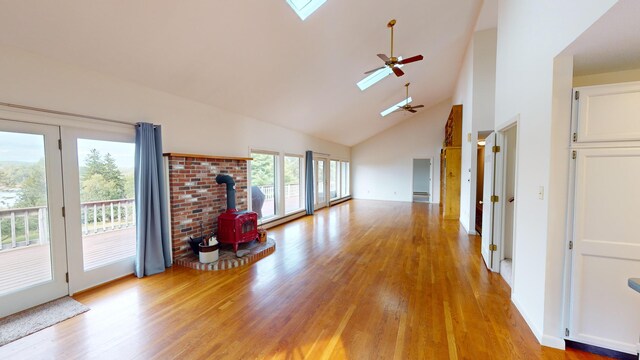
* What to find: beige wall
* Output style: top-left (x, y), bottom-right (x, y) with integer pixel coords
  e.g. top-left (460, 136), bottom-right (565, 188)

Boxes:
top-left (0, 45), bottom-right (350, 160)
top-left (573, 68), bottom-right (640, 87)
top-left (494, 0), bottom-right (618, 347)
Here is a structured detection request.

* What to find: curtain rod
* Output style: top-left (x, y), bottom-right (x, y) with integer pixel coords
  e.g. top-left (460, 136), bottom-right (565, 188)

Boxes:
top-left (0, 101), bottom-right (135, 127)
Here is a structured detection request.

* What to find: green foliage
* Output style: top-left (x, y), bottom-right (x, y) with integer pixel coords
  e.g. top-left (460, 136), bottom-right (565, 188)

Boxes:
top-left (15, 160), bottom-right (46, 208)
top-left (250, 155), bottom-right (301, 187)
top-left (81, 149), bottom-right (128, 202)
top-left (284, 157), bottom-right (300, 185)
top-left (251, 153), bottom-right (275, 187)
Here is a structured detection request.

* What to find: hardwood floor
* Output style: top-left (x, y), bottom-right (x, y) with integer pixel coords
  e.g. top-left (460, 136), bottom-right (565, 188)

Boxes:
top-left (0, 200), bottom-right (612, 359)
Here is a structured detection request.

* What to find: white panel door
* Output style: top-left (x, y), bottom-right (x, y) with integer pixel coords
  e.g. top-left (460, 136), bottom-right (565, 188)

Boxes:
top-left (61, 127), bottom-right (136, 294)
top-left (568, 148), bottom-right (640, 354)
top-left (0, 120), bottom-right (68, 317)
top-left (575, 82), bottom-right (640, 143)
top-left (481, 133), bottom-right (502, 272)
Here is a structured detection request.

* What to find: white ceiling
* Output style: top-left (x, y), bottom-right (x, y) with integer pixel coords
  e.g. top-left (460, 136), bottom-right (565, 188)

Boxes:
top-left (0, 0), bottom-right (486, 146)
top-left (569, 0), bottom-right (640, 76)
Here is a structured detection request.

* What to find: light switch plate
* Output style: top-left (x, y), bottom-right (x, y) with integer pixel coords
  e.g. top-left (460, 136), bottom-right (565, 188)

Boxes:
top-left (538, 186), bottom-right (544, 200)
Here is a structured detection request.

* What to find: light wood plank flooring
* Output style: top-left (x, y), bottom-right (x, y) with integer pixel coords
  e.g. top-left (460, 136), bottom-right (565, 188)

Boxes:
top-left (0, 200), bottom-right (611, 359)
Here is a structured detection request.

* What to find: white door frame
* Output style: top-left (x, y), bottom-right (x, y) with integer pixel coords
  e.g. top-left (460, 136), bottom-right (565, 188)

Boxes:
top-left (0, 119), bottom-right (69, 317)
top-left (61, 126), bottom-right (135, 294)
top-left (481, 132), bottom-right (502, 272)
top-left (483, 117), bottom-right (519, 278)
top-left (314, 156), bottom-right (328, 210)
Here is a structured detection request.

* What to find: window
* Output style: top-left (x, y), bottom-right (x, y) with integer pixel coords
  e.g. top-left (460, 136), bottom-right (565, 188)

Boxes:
top-left (286, 0), bottom-right (327, 20)
top-left (330, 160), bottom-right (339, 200)
top-left (381, 97), bottom-right (412, 117)
top-left (250, 152), bottom-right (277, 221)
top-left (284, 155), bottom-right (303, 214)
top-left (341, 161), bottom-right (350, 197)
top-left (77, 139), bottom-right (136, 271)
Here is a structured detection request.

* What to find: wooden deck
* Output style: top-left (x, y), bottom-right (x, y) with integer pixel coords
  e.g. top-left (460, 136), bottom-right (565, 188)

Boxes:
top-left (0, 227), bottom-right (135, 295)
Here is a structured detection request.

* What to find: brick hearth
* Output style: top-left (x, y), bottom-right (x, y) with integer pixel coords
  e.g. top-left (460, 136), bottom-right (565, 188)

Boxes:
top-left (166, 154), bottom-right (249, 259)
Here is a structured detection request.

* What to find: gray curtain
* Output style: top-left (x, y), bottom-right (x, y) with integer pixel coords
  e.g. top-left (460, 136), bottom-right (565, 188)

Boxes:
top-left (134, 122), bottom-right (171, 278)
top-left (305, 150), bottom-right (314, 215)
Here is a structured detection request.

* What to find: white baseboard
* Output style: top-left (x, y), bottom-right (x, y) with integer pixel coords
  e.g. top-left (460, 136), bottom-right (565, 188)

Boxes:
top-left (541, 335), bottom-right (565, 350)
top-left (511, 293), bottom-right (543, 343)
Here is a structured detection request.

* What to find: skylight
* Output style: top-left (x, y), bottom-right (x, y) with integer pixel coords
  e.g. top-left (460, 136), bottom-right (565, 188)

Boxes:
top-left (286, 0), bottom-right (327, 20)
top-left (356, 57), bottom-right (404, 91)
top-left (380, 97), bottom-right (412, 117)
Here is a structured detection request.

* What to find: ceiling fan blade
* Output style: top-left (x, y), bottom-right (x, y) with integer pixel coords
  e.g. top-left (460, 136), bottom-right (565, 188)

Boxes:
top-left (408, 109), bottom-right (417, 113)
top-left (364, 66), bottom-right (386, 74)
top-left (392, 66), bottom-right (405, 77)
top-left (377, 54), bottom-right (390, 62)
top-left (411, 105), bottom-right (424, 109)
top-left (398, 55), bottom-right (424, 65)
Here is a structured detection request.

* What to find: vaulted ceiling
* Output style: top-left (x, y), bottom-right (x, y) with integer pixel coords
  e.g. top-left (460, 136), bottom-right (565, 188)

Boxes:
top-left (0, 0), bottom-right (490, 146)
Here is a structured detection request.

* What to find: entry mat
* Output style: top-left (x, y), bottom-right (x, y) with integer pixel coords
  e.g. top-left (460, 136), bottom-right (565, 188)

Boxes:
top-left (0, 296), bottom-right (89, 347)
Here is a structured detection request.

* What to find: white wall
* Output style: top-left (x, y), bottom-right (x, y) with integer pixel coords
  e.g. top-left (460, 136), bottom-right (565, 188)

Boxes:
top-left (0, 45), bottom-right (350, 160)
top-left (494, 0), bottom-right (618, 347)
top-left (352, 100), bottom-right (450, 203)
top-left (452, 28), bottom-right (497, 234)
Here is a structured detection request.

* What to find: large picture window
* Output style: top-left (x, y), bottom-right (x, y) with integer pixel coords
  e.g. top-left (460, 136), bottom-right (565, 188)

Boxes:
top-left (284, 156), bottom-right (303, 214)
top-left (250, 152), bottom-right (277, 221)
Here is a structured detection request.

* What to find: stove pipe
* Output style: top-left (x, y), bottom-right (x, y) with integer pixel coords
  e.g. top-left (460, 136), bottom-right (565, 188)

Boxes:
top-left (215, 174), bottom-right (236, 211)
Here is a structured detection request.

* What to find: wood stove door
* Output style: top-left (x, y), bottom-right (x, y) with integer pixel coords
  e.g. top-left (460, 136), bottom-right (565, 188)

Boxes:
top-left (313, 157), bottom-right (328, 210)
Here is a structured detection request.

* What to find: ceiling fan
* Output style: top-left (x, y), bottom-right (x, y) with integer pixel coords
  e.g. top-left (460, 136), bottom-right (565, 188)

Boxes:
top-left (393, 83), bottom-right (424, 113)
top-left (364, 19), bottom-right (424, 77)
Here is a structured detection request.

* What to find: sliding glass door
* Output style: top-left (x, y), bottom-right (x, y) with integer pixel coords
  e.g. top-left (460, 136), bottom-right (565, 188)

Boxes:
top-left (0, 120), bottom-right (68, 317)
top-left (62, 128), bottom-right (136, 293)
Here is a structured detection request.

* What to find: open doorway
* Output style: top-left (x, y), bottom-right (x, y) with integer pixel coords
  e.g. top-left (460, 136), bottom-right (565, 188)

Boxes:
top-left (480, 122), bottom-right (518, 288)
top-left (475, 131), bottom-right (492, 235)
top-left (412, 158), bottom-right (432, 203)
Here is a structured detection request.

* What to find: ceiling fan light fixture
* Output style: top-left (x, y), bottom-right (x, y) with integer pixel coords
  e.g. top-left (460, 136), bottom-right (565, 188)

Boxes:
top-left (381, 97), bottom-right (412, 117)
top-left (357, 57), bottom-right (404, 91)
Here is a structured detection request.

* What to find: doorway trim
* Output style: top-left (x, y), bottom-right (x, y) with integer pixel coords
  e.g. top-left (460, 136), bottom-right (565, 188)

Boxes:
top-left (410, 157), bottom-right (434, 203)
top-left (495, 115), bottom-right (520, 289)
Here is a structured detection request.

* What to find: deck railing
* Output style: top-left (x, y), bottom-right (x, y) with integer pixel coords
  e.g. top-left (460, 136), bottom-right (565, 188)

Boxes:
top-left (0, 206), bottom-right (49, 250)
top-left (0, 198), bottom-right (135, 251)
top-left (81, 198), bottom-right (136, 235)
top-left (257, 184), bottom-right (299, 201)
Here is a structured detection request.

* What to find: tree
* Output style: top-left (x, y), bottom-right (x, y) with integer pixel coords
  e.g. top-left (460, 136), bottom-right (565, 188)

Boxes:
top-left (102, 153), bottom-right (125, 197)
top-left (15, 160), bottom-right (46, 207)
top-left (283, 157), bottom-right (300, 185)
top-left (250, 154), bottom-right (275, 186)
top-left (84, 149), bottom-right (105, 178)
top-left (80, 149), bottom-right (127, 202)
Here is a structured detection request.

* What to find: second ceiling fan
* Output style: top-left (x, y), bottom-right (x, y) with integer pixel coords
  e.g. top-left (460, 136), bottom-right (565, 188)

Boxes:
top-left (365, 19), bottom-right (424, 77)
top-left (392, 83), bottom-right (424, 114)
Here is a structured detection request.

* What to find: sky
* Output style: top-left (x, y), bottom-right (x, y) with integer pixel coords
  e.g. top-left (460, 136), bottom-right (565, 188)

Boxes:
top-left (0, 131), bottom-right (134, 168)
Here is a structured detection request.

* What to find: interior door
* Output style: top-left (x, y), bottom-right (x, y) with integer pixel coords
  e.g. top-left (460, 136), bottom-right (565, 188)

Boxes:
top-left (61, 127), bottom-right (136, 294)
top-left (481, 132), bottom-right (502, 272)
top-left (568, 147), bottom-right (640, 354)
top-left (314, 157), bottom-right (328, 210)
top-left (0, 120), bottom-right (68, 317)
